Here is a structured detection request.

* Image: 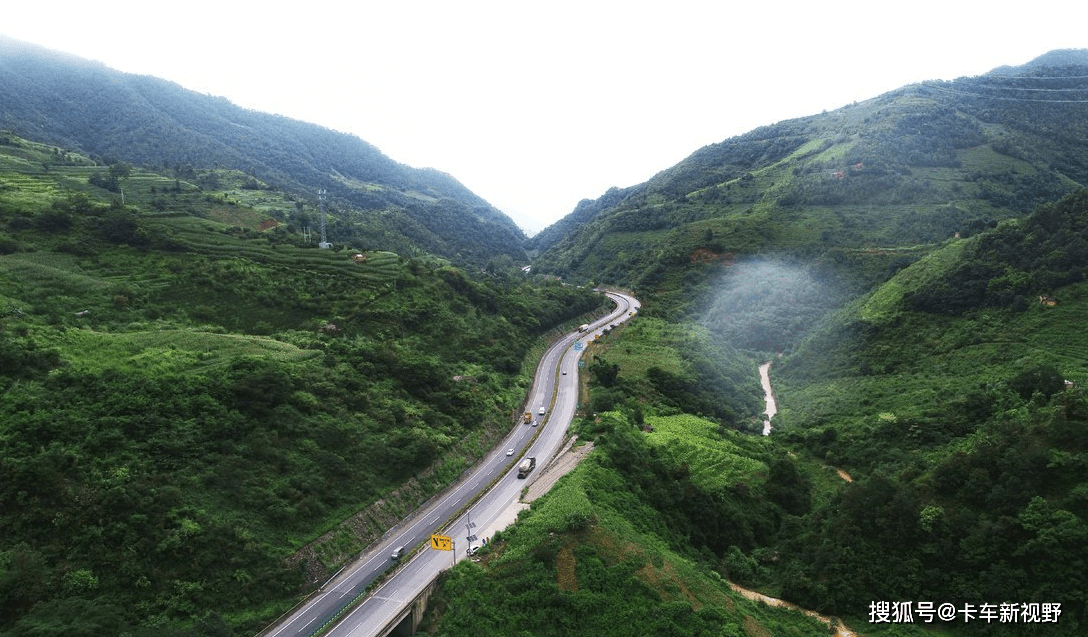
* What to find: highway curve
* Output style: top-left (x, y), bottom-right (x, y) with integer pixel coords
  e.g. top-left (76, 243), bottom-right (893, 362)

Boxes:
top-left (260, 290), bottom-right (639, 637)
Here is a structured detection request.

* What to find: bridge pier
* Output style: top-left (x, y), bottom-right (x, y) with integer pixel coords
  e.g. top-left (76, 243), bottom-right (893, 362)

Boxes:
top-left (381, 578), bottom-right (438, 637)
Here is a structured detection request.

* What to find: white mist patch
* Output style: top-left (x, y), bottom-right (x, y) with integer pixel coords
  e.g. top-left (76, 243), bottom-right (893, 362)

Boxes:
top-left (700, 259), bottom-right (843, 353)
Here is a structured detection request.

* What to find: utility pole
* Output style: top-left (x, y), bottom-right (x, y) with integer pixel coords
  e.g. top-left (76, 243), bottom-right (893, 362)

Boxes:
top-left (465, 510), bottom-right (477, 554)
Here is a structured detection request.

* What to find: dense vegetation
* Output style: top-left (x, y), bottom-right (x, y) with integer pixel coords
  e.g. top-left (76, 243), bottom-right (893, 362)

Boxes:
top-left (428, 52), bottom-right (1088, 637)
top-left (0, 133), bottom-right (604, 636)
top-left (765, 189), bottom-right (1088, 634)
top-left (426, 413), bottom-right (833, 637)
top-left (5, 39), bottom-right (1088, 637)
top-left (0, 36), bottom-right (527, 267)
top-left (429, 189), bottom-right (1088, 637)
top-left (530, 52), bottom-right (1088, 322)
top-left (904, 189), bottom-right (1088, 313)
top-left (425, 326), bottom-right (831, 636)
top-left (585, 317), bottom-right (763, 431)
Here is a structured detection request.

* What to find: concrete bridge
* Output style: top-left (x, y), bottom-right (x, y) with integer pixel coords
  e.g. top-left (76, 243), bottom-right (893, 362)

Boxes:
top-left (372, 577), bottom-right (438, 637)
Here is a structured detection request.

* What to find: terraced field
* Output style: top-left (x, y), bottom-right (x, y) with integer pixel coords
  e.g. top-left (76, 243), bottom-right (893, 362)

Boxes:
top-left (642, 414), bottom-right (770, 491)
top-left (150, 215), bottom-right (402, 285)
top-left (53, 327), bottom-right (322, 374)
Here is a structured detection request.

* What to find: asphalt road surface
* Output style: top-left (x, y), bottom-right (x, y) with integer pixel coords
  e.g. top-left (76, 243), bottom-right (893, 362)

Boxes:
top-left (261, 291), bottom-right (639, 637)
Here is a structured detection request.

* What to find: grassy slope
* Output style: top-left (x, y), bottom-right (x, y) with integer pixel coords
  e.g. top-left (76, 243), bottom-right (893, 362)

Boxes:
top-left (426, 311), bottom-right (862, 636)
top-left (759, 198), bottom-right (1088, 633)
top-left (776, 235), bottom-right (1088, 468)
top-left (427, 431), bottom-right (835, 637)
top-left (643, 414), bottom-right (769, 491)
top-left (431, 189), bottom-right (1088, 637)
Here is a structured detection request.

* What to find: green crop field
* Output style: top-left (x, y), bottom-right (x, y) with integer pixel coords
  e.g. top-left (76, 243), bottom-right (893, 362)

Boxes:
top-left (51, 328), bottom-right (321, 374)
top-left (643, 414), bottom-right (770, 491)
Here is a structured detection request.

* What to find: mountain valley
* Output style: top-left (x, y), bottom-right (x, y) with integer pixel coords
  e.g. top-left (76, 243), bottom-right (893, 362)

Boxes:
top-left (2, 40), bottom-right (1087, 636)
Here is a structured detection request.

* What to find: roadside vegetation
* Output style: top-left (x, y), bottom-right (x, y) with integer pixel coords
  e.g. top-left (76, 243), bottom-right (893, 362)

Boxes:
top-left (428, 189), bottom-right (1088, 636)
top-left (6, 50), bottom-right (1088, 637)
top-left (0, 133), bottom-right (605, 636)
top-left (424, 412), bottom-right (834, 637)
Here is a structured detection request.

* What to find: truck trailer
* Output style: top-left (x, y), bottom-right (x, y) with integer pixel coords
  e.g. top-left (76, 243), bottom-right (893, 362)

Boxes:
top-left (517, 456), bottom-right (536, 479)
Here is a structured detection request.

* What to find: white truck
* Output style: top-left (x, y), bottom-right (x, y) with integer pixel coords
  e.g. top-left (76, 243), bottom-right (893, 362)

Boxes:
top-left (517, 457), bottom-right (536, 479)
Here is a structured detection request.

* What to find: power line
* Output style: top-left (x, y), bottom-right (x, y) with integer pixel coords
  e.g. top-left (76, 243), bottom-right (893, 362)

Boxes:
top-left (952, 83), bottom-right (1088, 93)
top-left (920, 82), bottom-right (1088, 104)
top-left (978, 72), bottom-right (1088, 81)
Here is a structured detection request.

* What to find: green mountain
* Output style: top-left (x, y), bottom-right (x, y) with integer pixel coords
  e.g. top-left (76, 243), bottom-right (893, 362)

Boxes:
top-left (428, 168), bottom-right (1088, 637)
top-left (426, 52), bottom-right (1088, 637)
top-left (762, 188), bottom-right (1088, 632)
top-left (5, 36), bottom-right (1088, 637)
top-left (0, 131), bottom-right (604, 636)
top-left (0, 35), bottom-right (526, 266)
top-left (531, 50), bottom-right (1088, 321)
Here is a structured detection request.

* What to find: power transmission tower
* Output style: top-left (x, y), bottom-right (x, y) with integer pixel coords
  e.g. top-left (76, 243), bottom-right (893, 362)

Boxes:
top-left (318, 189), bottom-right (332, 249)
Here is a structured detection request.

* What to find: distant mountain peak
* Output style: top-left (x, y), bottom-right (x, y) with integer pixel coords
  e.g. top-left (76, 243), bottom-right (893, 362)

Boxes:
top-left (0, 35), bottom-right (527, 264)
top-left (988, 48), bottom-right (1088, 75)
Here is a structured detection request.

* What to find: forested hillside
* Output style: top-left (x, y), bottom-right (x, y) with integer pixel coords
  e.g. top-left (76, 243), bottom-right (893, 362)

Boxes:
top-left (0, 36), bottom-right (526, 266)
top-left (532, 50), bottom-right (1088, 321)
top-left (766, 187), bottom-right (1088, 634)
top-left (5, 36), bottom-right (1088, 637)
top-left (428, 52), bottom-right (1088, 637)
top-left (0, 133), bottom-right (604, 636)
top-left (429, 185), bottom-right (1088, 637)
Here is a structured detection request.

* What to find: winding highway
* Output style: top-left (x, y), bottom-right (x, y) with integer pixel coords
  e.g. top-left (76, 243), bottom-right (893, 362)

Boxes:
top-left (260, 290), bottom-right (640, 637)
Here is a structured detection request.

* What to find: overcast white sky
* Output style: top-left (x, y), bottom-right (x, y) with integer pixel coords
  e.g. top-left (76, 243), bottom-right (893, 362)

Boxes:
top-left (4, 1), bottom-right (1084, 234)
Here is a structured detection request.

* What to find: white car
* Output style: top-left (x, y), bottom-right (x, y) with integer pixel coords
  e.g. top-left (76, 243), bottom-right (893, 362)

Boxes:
top-left (506, 448), bottom-right (514, 456)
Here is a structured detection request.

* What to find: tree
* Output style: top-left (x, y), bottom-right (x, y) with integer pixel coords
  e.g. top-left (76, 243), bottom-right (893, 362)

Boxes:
top-left (1008, 363), bottom-right (1066, 401)
top-left (589, 356), bottom-right (620, 387)
top-left (8, 597), bottom-right (127, 637)
top-left (765, 456), bottom-right (812, 515)
top-left (99, 213), bottom-right (148, 246)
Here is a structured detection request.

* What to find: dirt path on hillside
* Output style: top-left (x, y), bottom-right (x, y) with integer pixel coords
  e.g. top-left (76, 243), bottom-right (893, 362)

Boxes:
top-left (727, 582), bottom-right (859, 636)
top-left (513, 429), bottom-right (861, 636)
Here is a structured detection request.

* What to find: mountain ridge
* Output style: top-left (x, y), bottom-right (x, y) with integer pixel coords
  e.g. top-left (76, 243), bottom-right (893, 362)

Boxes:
top-left (0, 35), bottom-right (526, 265)
top-left (531, 49), bottom-right (1088, 311)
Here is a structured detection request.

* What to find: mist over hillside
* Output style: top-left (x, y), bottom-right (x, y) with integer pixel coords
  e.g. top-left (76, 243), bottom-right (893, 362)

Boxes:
top-left (699, 259), bottom-right (847, 353)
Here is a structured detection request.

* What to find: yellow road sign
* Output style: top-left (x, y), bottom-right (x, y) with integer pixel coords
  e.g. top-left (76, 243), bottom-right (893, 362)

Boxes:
top-left (430, 534), bottom-right (452, 551)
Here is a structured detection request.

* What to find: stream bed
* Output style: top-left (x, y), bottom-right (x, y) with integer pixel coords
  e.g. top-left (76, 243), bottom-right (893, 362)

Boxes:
top-left (759, 361), bottom-right (777, 435)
